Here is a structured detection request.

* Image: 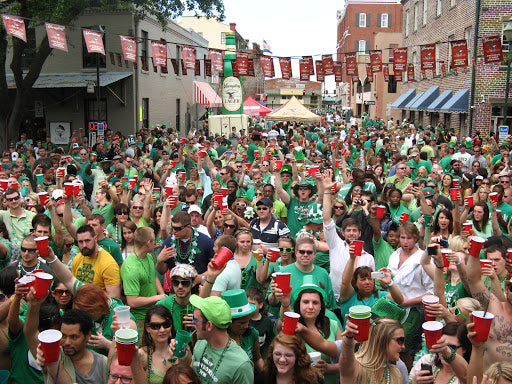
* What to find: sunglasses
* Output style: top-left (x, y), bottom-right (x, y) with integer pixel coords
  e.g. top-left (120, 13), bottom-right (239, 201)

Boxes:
top-left (65, 242), bottom-right (74, 247)
top-left (147, 321), bottom-right (172, 330)
top-left (334, 205), bottom-right (345, 210)
top-left (21, 247), bottom-right (37, 253)
top-left (257, 207), bottom-right (269, 211)
top-left (223, 223), bottom-right (236, 229)
top-left (117, 211), bottom-right (129, 215)
top-left (279, 247), bottom-right (294, 252)
top-left (6, 196), bottom-right (19, 202)
top-left (235, 202), bottom-right (247, 208)
top-left (297, 249), bottom-right (314, 255)
top-left (393, 337), bottom-right (405, 345)
top-left (171, 279), bottom-right (191, 287)
top-left (298, 186), bottom-right (310, 191)
top-left (172, 224), bottom-right (188, 232)
top-left (448, 344), bottom-right (461, 350)
top-left (220, 172), bottom-right (228, 176)
top-left (132, 206), bottom-right (143, 210)
top-left (255, 193), bottom-right (263, 196)
top-left (53, 289), bottom-right (71, 296)
top-left (453, 304), bottom-right (468, 320)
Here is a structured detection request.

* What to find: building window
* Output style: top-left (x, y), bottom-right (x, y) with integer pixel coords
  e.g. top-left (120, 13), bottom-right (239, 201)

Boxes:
top-left (414, 3), bottom-right (418, 31)
top-left (142, 98), bottom-right (149, 128)
top-left (423, 0), bottom-right (428, 25)
top-left (359, 13), bottom-right (367, 27)
top-left (448, 34), bottom-right (455, 70)
top-left (86, 98), bottom-right (107, 123)
top-left (82, 27), bottom-right (106, 69)
top-left (176, 98), bottom-right (181, 131)
top-left (357, 40), bottom-right (369, 54)
top-left (450, 0), bottom-right (456, 7)
top-left (221, 32), bottom-right (227, 45)
top-left (388, 75), bottom-right (397, 93)
top-left (405, 10), bottom-right (410, 36)
top-left (465, 27), bottom-right (472, 58)
top-left (437, 0), bottom-right (442, 16)
top-left (380, 13), bottom-right (389, 27)
top-left (141, 30), bottom-right (148, 71)
top-left (175, 45), bottom-right (181, 76)
top-left (502, 21), bottom-right (510, 65)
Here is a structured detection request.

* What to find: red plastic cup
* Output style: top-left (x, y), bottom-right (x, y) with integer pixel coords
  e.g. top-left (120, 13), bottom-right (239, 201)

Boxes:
top-left (57, 167), bottom-right (66, 178)
top-left (116, 338), bottom-right (137, 366)
top-left (331, 184), bottom-right (338, 193)
top-left (129, 179), bottom-right (136, 189)
top-left (200, 151), bottom-right (206, 159)
top-left (178, 172), bottom-right (186, 181)
top-left (480, 259), bottom-right (493, 273)
top-left (211, 247), bottom-right (234, 269)
top-left (64, 183), bottom-right (74, 197)
top-left (376, 205), bottom-right (386, 219)
top-left (90, 153), bottom-right (97, 162)
top-left (267, 248), bottom-right (280, 262)
top-left (180, 138), bottom-right (187, 145)
top-left (254, 150), bottom-right (260, 158)
top-left (214, 194), bottom-right (223, 208)
top-left (87, 146), bottom-right (92, 152)
top-left (352, 240), bottom-right (364, 257)
top-left (266, 151), bottom-right (272, 160)
top-left (452, 179), bottom-right (460, 188)
top-left (38, 330), bottom-right (62, 364)
top-left (469, 236), bottom-right (485, 258)
top-left (449, 188), bottom-right (460, 201)
top-left (165, 186), bottom-right (173, 197)
top-left (309, 166), bottom-right (319, 177)
top-left (399, 212), bottom-right (410, 223)
top-left (50, 168), bottom-right (55, 176)
top-left (273, 272), bottom-right (292, 295)
top-left (335, 160), bottom-right (342, 168)
top-left (282, 312), bottom-right (300, 335)
top-left (221, 187), bottom-right (228, 197)
top-left (471, 311), bottom-right (495, 342)
top-left (507, 248), bottom-right (512, 263)
top-left (38, 192), bottom-right (49, 206)
top-left (422, 295), bottom-right (440, 321)
top-left (422, 321), bottom-right (443, 350)
top-left (463, 221), bottom-right (473, 235)
top-left (242, 154), bottom-right (247, 161)
top-left (10, 181), bottom-right (18, 190)
top-left (275, 160), bottom-right (283, 171)
top-left (350, 315), bottom-right (371, 343)
top-left (170, 161), bottom-right (176, 169)
top-left (0, 179), bottom-right (7, 190)
top-left (169, 196), bottom-right (178, 209)
top-left (465, 195), bottom-right (474, 207)
top-left (441, 248), bottom-right (452, 268)
top-left (196, 188), bottom-right (202, 195)
top-left (73, 184), bottom-right (81, 197)
top-left (33, 272), bottom-right (53, 299)
top-left (35, 236), bottom-right (50, 258)
top-left (489, 192), bottom-right (499, 205)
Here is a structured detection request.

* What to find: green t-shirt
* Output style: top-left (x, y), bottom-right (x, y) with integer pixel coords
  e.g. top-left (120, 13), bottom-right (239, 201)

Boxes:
top-left (286, 198), bottom-right (316, 237)
top-left (304, 318), bottom-right (340, 384)
top-left (98, 237), bottom-right (123, 265)
top-left (92, 202), bottom-right (115, 227)
top-left (444, 278), bottom-right (471, 307)
top-left (8, 327), bottom-right (44, 384)
top-left (156, 294), bottom-right (194, 332)
top-left (339, 290), bottom-right (388, 323)
top-left (241, 257), bottom-right (263, 291)
top-left (240, 326), bottom-right (259, 362)
top-left (373, 236), bottom-right (395, 271)
top-left (120, 253), bottom-right (157, 320)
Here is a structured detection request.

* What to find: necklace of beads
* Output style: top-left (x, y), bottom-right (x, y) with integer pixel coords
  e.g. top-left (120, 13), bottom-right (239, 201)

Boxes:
top-left (18, 258), bottom-right (40, 276)
top-left (198, 338), bottom-right (232, 384)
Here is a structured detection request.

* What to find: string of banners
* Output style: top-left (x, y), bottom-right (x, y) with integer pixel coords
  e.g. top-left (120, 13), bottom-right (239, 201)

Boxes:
top-left (1, 13), bottom-right (506, 84)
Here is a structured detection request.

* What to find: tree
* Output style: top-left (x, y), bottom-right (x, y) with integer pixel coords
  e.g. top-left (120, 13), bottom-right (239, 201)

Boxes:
top-left (0, 0), bottom-right (224, 148)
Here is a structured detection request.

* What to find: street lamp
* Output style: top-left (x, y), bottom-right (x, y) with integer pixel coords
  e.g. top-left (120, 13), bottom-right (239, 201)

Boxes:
top-left (504, 16), bottom-right (512, 125)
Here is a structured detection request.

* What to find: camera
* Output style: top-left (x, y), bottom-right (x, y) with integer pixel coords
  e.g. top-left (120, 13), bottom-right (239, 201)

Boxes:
top-left (371, 271), bottom-right (385, 279)
top-left (412, 181), bottom-right (420, 188)
top-left (355, 199), bottom-right (363, 206)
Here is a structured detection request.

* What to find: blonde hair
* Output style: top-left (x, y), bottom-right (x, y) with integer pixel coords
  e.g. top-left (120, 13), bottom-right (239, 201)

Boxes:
top-left (448, 235), bottom-right (468, 252)
top-left (485, 362), bottom-right (512, 384)
top-left (457, 297), bottom-right (482, 313)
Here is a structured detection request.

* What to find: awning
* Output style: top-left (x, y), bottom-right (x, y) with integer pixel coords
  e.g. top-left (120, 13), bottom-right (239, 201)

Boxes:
top-left (439, 89), bottom-right (469, 113)
top-left (403, 92), bottom-right (424, 110)
top-left (391, 89), bottom-right (416, 109)
top-left (410, 86), bottom-right (440, 110)
top-left (243, 96), bottom-right (273, 116)
top-left (194, 81), bottom-right (222, 108)
top-left (6, 72), bottom-right (132, 89)
top-left (426, 90), bottom-right (453, 112)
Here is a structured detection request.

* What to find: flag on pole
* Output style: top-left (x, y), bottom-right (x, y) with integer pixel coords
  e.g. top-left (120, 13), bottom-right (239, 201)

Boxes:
top-left (262, 40), bottom-right (272, 54)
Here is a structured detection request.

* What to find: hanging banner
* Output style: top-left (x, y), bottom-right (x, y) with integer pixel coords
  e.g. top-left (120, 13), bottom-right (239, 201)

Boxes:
top-left (45, 23), bottom-right (68, 52)
top-left (279, 57), bottom-right (292, 79)
top-left (334, 61), bottom-right (343, 83)
top-left (303, 56), bottom-right (315, 75)
top-left (352, 62), bottom-right (359, 82)
top-left (235, 52), bottom-right (249, 76)
top-left (383, 65), bottom-right (390, 82)
top-left (83, 29), bottom-right (104, 55)
top-left (315, 60), bottom-right (325, 82)
top-left (393, 47), bottom-right (408, 72)
top-left (248, 59), bottom-right (255, 77)
top-left (366, 63), bottom-right (373, 82)
top-left (346, 53), bottom-right (357, 75)
top-left (370, 50), bottom-right (383, 72)
top-left (260, 55), bottom-right (274, 77)
top-left (181, 45), bottom-right (196, 70)
top-left (407, 63), bottom-right (415, 81)
top-left (205, 59), bottom-right (212, 77)
top-left (420, 44), bottom-right (435, 71)
top-left (322, 54), bottom-right (334, 76)
top-left (299, 59), bottom-right (310, 81)
top-left (395, 70), bottom-right (402, 82)
top-left (151, 40), bottom-right (167, 67)
top-left (451, 40), bottom-right (468, 69)
top-left (195, 60), bottom-right (201, 76)
top-left (230, 59), bottom-right (239, 77)
top-left (482, 35), bottom-right (504, 63)
top-left (209, 49), bottom-right (223, 72)
top-left (119, 35), bottom-right (136, 62)
top-left (1, 14), bottom-right (26, 42)
top-left (441, 62), bottom-right (446, 77)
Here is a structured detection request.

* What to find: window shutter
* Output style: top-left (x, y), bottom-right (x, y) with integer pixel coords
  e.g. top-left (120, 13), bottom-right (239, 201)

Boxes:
top-left (366, 40), bottom-right (370, 54)
top-left (378, 13), bottom-right (382, 27)
top-left (356, 41), bottom-right (359, 52)
top-left (367, 13), bottom-right (370, 27)
top-left (389, 13), bottom-right (392, 26)
top-left (356, 13), bottom-right (360, 26)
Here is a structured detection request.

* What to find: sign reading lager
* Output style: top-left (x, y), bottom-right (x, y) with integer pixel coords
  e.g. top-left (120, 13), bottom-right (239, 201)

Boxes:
top-left (222, 76), bottom-right (242, 112)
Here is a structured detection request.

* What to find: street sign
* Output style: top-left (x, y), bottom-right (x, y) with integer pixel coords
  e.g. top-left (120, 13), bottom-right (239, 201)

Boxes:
top-left (499, 125), bottom-right (509, 144)
top-left (364, 100), bottom-right (376, 105)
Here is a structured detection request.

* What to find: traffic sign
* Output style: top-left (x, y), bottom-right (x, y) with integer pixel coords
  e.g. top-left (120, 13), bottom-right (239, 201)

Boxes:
top-left (364, 100), bottom-right (375, 105)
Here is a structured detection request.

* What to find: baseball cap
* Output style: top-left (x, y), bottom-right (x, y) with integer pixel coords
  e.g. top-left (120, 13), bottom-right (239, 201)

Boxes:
top-left (170, 264), bottom-right (197, 280)
top-left (188, 204), bottom-right (202, 215)
top-left (189, 295), bottom-right (232, 329)
top-left (422, 187), bottom-right (435, 198)
top-left (256, 197), bottom-right (273, 208)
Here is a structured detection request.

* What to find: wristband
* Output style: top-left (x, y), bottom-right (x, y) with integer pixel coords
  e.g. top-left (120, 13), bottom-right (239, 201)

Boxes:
top-left (256, 259), bottom-right (263, 264)
top-left (444, 346), bottom-right (457, 363)
top-left (205, 280), bottom-right (214, 285)
top-left (435, 263), bottom-right (444, 270)
top-left (386, 280), bottom-right (394, 287)
top-left (48, 256), bottom-right (58, 264)
top-left (345, 334), bottom-right (354, 339)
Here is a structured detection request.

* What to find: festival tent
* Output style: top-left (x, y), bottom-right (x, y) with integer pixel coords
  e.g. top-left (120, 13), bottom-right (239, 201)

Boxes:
top-left (243, 96), bottom-right (273, 116)
top-left (264, 96), bottom-right (321, 122)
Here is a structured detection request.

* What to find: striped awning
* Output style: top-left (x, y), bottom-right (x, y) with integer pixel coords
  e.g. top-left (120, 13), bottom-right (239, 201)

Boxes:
top-left (193, 81), bottom-right (221, 108)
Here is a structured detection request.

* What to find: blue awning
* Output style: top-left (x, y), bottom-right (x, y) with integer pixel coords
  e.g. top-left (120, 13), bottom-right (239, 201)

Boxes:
top-left (439, 89), bottom-right (469, 113)
top-left (410, 86), bottom-right (440, 110)
top-left (391, 89), bottom-right (416, 109)
top-left (403, 92), bottom-right (424, 110)
top-left (426, 90), bottom-right (453, 112)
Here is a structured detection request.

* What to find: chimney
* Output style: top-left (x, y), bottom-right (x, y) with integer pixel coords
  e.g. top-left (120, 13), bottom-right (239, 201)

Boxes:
top-left (230, 23), bottom-right (236, 32)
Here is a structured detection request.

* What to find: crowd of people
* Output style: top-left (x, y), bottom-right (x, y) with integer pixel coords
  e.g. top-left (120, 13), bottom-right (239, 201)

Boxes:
top-left (0, 117), bottom-right (511, 384)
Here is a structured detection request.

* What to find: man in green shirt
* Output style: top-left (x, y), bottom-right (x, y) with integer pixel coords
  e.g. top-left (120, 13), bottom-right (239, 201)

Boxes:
top-left (0, 188), bottom-right (36, 247)
top-left (91, 185), bottom-right (118, 226)
top-left (385, 162), bottom-right (412, 191)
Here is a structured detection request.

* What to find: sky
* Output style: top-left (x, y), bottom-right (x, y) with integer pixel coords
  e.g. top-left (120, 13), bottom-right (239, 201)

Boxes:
top-left (186, 0), bottom-right (344, 94)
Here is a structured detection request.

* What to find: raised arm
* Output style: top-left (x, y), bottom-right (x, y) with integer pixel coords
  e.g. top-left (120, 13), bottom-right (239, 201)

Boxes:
top-left (40, 248), bottom-right (77, 292)
top-left (62, 194), bottom-right (78, 239)
top-left (322, 169), bottom-right (335, 226)
top-left (274, 171), bottom-right (290, 205)
top-left (339, 320), bottom-right (359, 384)
top-left (340, 246), bottom-right (356, 302)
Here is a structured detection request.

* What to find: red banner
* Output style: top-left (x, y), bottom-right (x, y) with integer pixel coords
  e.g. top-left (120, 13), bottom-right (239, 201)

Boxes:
top-left (420, 44), bottom-right (436, 71)
top-left (315, 60), bottom-right (325, 82)
top-left (303, 56), bottom-right (315, 75)
top-left (119, 35), bottom-right (136, 62)
top-left (248, 59), bottom-right (255, 77)
top-left (346, 53), bottom-right (357, 75)
top-left (482, 35), bottom-right (504, 63)
top-left (45, 23), bottom-right (67, 52)
top-left (1, 14), bottom-right (26, 42)
top-left (322, 54), bottom-right (334, 76)
top-left (205, 59), bottom-right (211, 77)
top-left (393, 47), bottom-right (408, 72)
top-left (151, 40), bottom-right (167, 67)
top-left (181, 45), bottom-right (196, 70)
top-left (352, 62), bottom-right (359, 82)
top-left (451, 40), bottom-right (468, 69)
top-left (395, 70), bottom-right (402, 82)
top-left (209, 49), bottom-right (223, 72)
top-left (441, 62), bottom-right (446, 77)
top-left (299, 59), bottom-right (310, 81)
top-left (370, 50), bottom-right (382, 72)
top-left (279, 57), bottom-right (292, 79)
top-left (235, 52), bottom-right (249, 76)
top-left (407, 64), bottom-right (415, 81)
top-left (260, 56), bottom-right (274, 77)
top-left (83, 29), bottom-right (104, 55)
top-left (383, 65), bottom-right (389, 82)
top-left (334, 61), bottom-right (343, 83)
top-left (366, 63), bottom-right (373, 82)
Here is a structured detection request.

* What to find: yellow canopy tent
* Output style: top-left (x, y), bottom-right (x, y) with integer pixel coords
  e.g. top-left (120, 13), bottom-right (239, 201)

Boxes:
top-left (264, 96), bottom-right (321, 122)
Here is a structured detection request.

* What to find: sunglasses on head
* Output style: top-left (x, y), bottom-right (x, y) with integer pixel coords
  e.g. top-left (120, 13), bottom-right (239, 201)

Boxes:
top-left (279, 247), bottom-right (294, 252)
top-left (171, 279), bottom-right (191, 287)
top-left (297, 249), bottom-right (314, 255)
top-left (235, 202), bottom-right (247, 208)
top-left (147, 321), bottom-right (172, 330)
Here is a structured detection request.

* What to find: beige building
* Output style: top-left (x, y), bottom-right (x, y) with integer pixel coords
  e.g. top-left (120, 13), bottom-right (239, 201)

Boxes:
top-left (179, 17), bottom-right (248, 51)
top-left (265, 78), bottom-right (322, 111)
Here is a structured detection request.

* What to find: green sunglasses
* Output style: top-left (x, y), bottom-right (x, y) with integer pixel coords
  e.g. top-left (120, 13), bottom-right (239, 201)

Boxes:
top-left (453, 303), bottom-right (468, 320)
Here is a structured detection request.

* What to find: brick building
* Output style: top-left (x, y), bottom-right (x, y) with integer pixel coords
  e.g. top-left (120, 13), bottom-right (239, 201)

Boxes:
top-left (336, 0), bottom-right (403, 120)
top-left (264, 79), bottom-right (322, 110)
top-left (394, 0), bottom-right (511, 136)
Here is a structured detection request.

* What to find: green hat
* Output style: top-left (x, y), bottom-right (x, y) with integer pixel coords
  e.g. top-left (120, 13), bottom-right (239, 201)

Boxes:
top-left (307, 203), bottom-right (323, 224)
top-left (422, 187), bottom-right (435, 198)
top-left (417, 139), bottom-right (425, 145)
top-left (189, 295), bottom-right (232, 329)
top-left (291, 275), bottom-right (327, 304)
top-left (221, 289), bottom-right (257, 319)
top-left (292, 179), bottom-right (317, 196)
top-left (281, 164), bottom-right (293, 175)
top-left (448, 142), bottom-right (455, 149)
